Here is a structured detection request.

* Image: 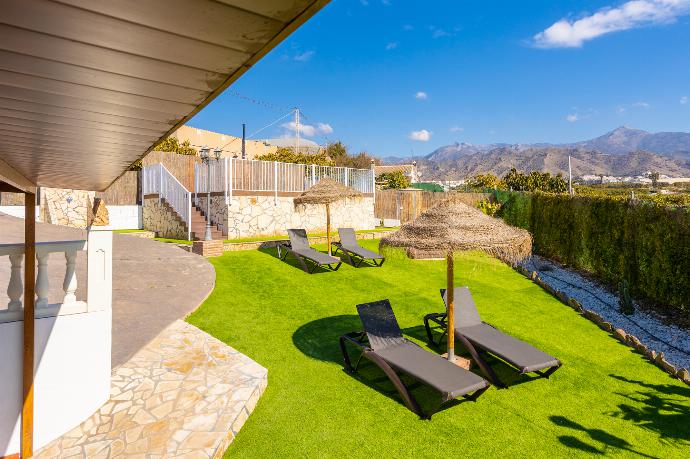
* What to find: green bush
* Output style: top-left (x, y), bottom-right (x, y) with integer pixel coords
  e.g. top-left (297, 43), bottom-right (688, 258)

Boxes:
top-left (497, 192), bottom-right (690, 318)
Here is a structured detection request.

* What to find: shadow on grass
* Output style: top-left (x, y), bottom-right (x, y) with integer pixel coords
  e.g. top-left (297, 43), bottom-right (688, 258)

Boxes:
top-left (292, 314), bottom-right (480, 417)
top-left (550, 415), bottom-right (660, 458)
top-left (257, 246), bottom-right (341, 275)
top-left (607, 374), bottom-right (690, 444)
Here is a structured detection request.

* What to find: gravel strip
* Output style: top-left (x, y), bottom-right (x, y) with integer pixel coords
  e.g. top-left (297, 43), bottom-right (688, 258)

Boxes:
top-left (521, 256), bottom-right (690, 371)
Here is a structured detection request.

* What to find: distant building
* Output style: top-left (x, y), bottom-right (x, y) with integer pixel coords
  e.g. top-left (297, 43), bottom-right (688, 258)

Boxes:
top-left (374, 162), bottom-right (421, 183)
top-left (262, 137), bottom-right (323, 154)
top-left (171, 125), bottom-right (277, 159)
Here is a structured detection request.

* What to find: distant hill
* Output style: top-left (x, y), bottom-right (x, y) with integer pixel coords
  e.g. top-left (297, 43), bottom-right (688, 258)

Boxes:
top-left (568, 126), bottom-right (690, 157)
top-left (382, 127), bottom-right (690, 180)
top-left (418, 148), bottom-right (690, 180)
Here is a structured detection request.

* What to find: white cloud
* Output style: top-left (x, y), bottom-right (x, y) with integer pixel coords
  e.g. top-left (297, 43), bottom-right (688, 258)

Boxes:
top-left (681, 96), bottom-right (688, 104)
top-left (385, 42), bottom-right (398, 50)
top-left (408, 129), bottom-right (432, 141)
top-left (533, 0), bottom-right (690, 48)
top-left (566, 113), bottom-right (579, 122)
top-left (281, 121), bottom-right (333, 137)
top-left (449, 126), bottom-right (464, 132)
top-left (414, 91), bottom-right (428, 100)
top-left (294, 50), bottom-right (315, 62)
top-left (432, 28), bottom-right (451, 38)
top-left (632, 101), bottom-right (650, 108)
top-left (617, 106), bottom-right (627, 114)
top-left (315, 122), bottom-right (333, 135)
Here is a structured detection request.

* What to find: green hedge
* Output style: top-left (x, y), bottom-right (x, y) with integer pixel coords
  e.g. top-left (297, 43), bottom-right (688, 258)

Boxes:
top-left (497, 192), bottom-right (690, 318)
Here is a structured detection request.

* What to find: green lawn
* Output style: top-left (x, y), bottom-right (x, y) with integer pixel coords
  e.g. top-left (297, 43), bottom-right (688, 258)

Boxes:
top-left (187, 240), bottom-right (690, 458)
top-left (151, 227), bottom-right (399, 245)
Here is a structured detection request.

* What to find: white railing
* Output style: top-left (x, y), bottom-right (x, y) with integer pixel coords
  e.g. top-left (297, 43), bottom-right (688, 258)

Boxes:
top-left (143, 163), bottom-right (192, 240)
top-left (1, 239), bottom-right (87, 323)
top-left (195, 158), bottom-right (375, 196)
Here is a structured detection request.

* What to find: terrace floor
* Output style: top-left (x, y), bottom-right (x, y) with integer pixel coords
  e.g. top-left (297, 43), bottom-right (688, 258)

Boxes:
top-left (186, 241), bottom-right (690, 458)
top-left (0, 213), bottom-right (265, 458)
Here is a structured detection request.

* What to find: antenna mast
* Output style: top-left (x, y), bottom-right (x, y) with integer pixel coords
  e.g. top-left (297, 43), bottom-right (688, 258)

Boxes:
top-left (294, 107), bottom-right (300, 153)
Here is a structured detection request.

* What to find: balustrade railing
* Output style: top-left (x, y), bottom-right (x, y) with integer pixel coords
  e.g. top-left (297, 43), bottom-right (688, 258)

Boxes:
top-left (142, 163), bottom-right (192, 240)
top-left (1, 239), bottom-right (87, 323)
top-left (195, 158), bottom-right (375, 196)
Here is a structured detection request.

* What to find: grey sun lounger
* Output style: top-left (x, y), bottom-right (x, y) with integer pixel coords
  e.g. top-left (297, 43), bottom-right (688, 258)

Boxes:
top-left (331, 228), bottom-right (385, 267)
top-left (423, 287), bottom-right (561, 388)
top-left (340, 299), bottom-right (490, 418)
top-left (277, 229), bottom-right (342, 273)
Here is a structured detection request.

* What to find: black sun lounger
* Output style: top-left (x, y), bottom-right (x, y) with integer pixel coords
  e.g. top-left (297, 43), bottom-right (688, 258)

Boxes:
top-left (331, 228), bottom-right (385, 267)
top-left (423, 287), bottom-right (561, 387)
top-left (340, 300), bottom-right (490, 418)
top-left (277, 229), bottom-right (342, 273)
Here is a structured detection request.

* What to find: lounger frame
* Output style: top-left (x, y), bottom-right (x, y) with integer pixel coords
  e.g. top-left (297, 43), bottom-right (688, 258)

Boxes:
top-left (339, 331), bottom-right (489, 419)
top-left (331, 241), bottom-right (385, 267)
top-left (423, 290), bottom-right (561, 387)
top-left (277, 241), bottom-right (342, 273)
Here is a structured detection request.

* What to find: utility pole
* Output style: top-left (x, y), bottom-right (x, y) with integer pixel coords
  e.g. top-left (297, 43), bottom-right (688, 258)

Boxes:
top-left (241, 123), bottom-right (246, 159)
top-left (294, 108), bottom-right (300, 153)
top-left (568, 155), bottom-right (573, 196)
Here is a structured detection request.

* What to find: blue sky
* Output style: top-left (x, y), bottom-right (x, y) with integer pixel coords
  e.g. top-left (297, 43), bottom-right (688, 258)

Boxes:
top-left (189, 0), bottom-right (690, 158)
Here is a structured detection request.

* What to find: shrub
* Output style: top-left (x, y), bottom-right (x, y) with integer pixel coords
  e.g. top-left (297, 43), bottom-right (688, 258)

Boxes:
top-left (377, 171), bottom-right (411, 189)
top-left (497, 191), bottom-right (690, 318)
top-left (477, 199), bottom-right (501, 216)
top-left (256, 147), bottom-right (333, 166)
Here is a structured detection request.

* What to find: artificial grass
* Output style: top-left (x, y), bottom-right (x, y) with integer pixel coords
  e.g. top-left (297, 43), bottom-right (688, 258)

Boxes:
top-left (187, 240), bottom-right (690, 458)
top-left (151, 227), bottom-right (399, 246)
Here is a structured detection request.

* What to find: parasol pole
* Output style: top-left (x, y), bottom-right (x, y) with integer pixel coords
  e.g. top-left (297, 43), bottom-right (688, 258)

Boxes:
top-left (446, 250), bottom-right (455, 362)
top-left (326, 202), bottom-right (332, 255)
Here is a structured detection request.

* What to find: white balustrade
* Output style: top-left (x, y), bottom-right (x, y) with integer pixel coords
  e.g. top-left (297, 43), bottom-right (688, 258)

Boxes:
top-left (143, 163), bottom-right (192, 240)
top-left (195, 158), bottom-right (375, 195)
top-left (0, 239), bottom-right (89, 323)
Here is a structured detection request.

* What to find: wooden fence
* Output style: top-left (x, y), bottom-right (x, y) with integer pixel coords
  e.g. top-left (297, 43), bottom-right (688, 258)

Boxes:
top-left (375, 190), bottom-right (491, 223)
top-left (142, 151), bottom-right (198, 191)
top-left (95, 171), bottom-right (139, 205)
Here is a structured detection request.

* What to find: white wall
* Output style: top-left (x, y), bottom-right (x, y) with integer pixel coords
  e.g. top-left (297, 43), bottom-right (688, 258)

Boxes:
top-left (0, 310), bottom-right (112, 456)
top-left (102, 205), bottom-right (142, 230)
top-left (0, 206), bottom-right (40, 220)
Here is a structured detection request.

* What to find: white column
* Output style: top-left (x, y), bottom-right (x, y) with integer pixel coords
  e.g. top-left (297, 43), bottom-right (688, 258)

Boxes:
top-left (274, 161), bottom-right (278, 205)
top-left (62, 249), bottom-right (78, 305)
top-left (87, 230), bottom-right (113, 312)
top-left (35, 251), bottom-right (49, 308)
top-left (224, 157), bottom-right (229, 205)
top-left (7, 253), bottom-right (23, 311)
top-left (311, 164), bottom-right (316, 187)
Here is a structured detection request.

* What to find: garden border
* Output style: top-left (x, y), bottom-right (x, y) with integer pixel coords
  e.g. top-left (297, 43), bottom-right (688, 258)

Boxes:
top-left (514, 265), bottom-right (690, 386)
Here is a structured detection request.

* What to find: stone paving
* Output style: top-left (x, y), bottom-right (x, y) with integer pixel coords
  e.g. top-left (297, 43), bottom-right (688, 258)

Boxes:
top-left (35, 320), bottom-right (267, 459)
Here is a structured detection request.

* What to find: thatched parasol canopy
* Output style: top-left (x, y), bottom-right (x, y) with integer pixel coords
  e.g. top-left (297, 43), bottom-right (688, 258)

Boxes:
top-left (381, 199), bottom-right (532, 363)
top-left (294, 177), bottom-right (363, 205)
top-left (294, 177), bottom-right (363, 255)
top-left (380, 200), bottom-right (532, 265)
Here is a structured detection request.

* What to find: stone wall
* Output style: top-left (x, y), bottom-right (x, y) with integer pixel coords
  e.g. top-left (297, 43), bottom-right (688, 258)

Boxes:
top-left (142, 197), bottom-right (188, 239)
top-left (223, 195), bottom-right (376, 239)
top-left (43, 188), bottom-right (94, 228)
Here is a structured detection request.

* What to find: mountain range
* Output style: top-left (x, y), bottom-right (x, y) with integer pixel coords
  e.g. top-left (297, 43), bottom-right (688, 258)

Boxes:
top-left (384, 127), bottom-right (690, 180)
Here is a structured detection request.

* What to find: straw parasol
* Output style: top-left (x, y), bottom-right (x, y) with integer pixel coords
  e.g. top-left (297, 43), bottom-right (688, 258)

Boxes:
top-left (294, 177), bottom-right (363, 255)
top-left (380, 200), bottom-right (532, 362)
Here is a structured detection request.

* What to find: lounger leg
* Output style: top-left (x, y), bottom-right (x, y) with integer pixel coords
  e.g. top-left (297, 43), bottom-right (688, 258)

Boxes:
top-left (423, 313), bottom-right (447, 346)
top-left (456, 333), bottom-right (505, 388)
top-left (365, 350), bottom-right (427, 419)
top-left (341, 249), bottom-right (355, 266)
top-left (463, 384), bottom-right (490, 402)
top-left (536, 362), bottom-right (562, 379)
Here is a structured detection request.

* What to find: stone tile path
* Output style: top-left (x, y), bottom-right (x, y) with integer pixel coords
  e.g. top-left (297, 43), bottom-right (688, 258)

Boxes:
top-left (35, 320), bottom-right (267, 459)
